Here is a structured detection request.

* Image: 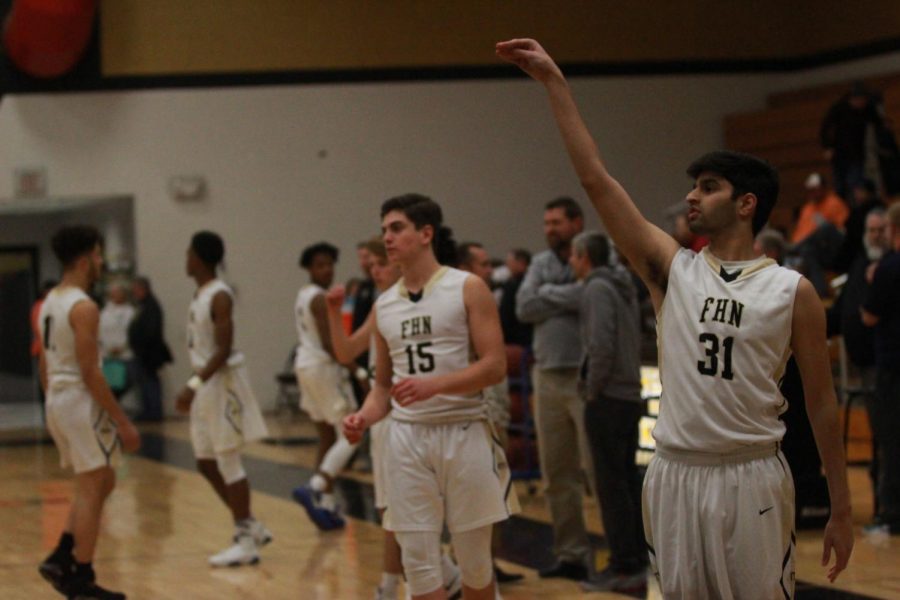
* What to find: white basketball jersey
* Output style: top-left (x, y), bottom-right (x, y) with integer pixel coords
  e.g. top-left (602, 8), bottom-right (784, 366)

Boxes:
top-left (187, 279), bottom-right (241, 370)
top-left (376, 267), bottom-right (485, 423)
top-left (294, 283), bottom-right (333, 369)
top-left (654, 248), bottom-right (802, 453)
top-left (39, 286), bottom-right (94, 387)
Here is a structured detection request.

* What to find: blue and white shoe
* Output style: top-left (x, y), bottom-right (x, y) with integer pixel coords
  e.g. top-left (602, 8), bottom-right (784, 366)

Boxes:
top-left (292, 485), bottom-right (345, 531)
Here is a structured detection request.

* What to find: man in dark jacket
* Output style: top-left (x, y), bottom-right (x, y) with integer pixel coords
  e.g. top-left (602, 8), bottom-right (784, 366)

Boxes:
top-left (128, 276), bottom-right (172, 421)
top-left (570, 231), bottom-right (646, 593)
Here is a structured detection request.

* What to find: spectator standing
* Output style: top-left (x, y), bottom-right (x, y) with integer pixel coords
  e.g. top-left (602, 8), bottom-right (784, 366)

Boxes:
top-left (98, 282), bottom-right (135, 397)
top-left (515, 196), bottom-right (591, 581)
top-left (569, 231), bottom-right (647, 594)
top-left (861, 202), bottom-right (900, 535)
top-left (821, 83), bottom-right (883, 201)
top-left (498, 249), bottom-right (533, 348)
top-left (127, 276), bottom-right (172, 422)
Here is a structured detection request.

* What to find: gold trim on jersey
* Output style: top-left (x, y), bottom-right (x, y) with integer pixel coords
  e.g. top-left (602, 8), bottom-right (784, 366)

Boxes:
top-left (700, 247), bottom-right (776, 281)
top-left (397, 266), bottom-right (450, 300)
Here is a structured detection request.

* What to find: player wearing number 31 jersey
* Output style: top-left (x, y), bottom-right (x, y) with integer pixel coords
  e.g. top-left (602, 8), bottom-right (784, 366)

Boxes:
top-left (497, 37), bottom-right (853, 599)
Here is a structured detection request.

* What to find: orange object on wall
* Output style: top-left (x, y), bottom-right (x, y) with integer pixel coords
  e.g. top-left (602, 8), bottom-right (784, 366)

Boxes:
top-left (3, 0), bottom-right (97, 78)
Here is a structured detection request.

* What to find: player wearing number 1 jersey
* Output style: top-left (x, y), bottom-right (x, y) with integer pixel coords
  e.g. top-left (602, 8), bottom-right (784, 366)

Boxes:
top-left (344, 194), bottom-right (516, 600)
top-left (38, 225), bottom-right (140, 600)
top-left (497, 38), bottom-right (853, 598)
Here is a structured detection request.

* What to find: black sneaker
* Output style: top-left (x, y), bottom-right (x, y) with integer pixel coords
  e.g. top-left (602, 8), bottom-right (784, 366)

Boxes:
top-left (67, 582), bottom-right (126, 600)
top-left (537, 560), bottom-right (588, 581)
top-left (580, 566), bottom-right (647, 594)
top-left (38, 553), bottom-right (73, 592)
top-left (494, 564), bottom-right (525, 584)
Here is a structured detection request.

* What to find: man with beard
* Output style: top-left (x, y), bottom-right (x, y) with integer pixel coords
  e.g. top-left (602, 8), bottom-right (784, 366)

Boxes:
top-left (38, 225), bottom-right (141, 599)
top-left (515, 197), bottom-right (592, 581)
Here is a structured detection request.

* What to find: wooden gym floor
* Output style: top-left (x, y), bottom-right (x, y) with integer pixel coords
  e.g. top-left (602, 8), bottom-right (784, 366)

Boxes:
top-left (0, 412), bottom-right (898, 600)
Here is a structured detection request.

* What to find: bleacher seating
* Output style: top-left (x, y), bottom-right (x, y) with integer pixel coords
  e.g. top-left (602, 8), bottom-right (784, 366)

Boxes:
top-left (724, 73), bottom-right (900, 230)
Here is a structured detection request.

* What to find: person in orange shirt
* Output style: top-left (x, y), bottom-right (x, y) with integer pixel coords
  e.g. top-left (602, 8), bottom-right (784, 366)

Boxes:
top-left (791, 173), bottom-right (850, 244)
top-left (791, 173), bottom-right (849, 296)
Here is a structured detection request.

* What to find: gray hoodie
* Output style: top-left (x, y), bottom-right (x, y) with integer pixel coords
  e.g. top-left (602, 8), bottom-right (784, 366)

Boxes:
top-left (578, 266), bottom-right (642, 403)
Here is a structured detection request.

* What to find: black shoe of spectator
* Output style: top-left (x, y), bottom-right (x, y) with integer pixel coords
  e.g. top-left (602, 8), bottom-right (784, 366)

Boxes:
top-left (494, 564), bottom-right (524, 584)
top-left (538, 560), bottom-right (587, 581)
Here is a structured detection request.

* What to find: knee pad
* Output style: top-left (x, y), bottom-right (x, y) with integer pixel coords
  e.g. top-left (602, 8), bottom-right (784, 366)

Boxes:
top-left (452, 525), bottom-right (494, 590)
top-left (215, 449), bottom-right (246, 485)
top-left (394, 531), bottom-right (443, 596)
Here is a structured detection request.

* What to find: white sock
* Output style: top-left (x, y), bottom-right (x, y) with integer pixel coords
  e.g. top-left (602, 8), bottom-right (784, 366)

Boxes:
top-left (320, 434), bottom-right (358, 477)
top-left (320, 492), bottom-right (337, 512)
top-left (310, 473), bottom-right (327, 492)
top-left (380, 572), bottom-right (399, 592)
top-left (441, 552), bottom-right (458, 584)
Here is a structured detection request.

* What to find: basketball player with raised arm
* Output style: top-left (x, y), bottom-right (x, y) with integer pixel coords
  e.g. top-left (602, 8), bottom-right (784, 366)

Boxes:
top-left (38, 225), bottom-right (140, 600)
top-left (176, 231), bottom-right (271, 567)
top-left (343, 194), bottom-right (515, 600)
top-left (496, 39), bottom-right (854, 598)
top-left (291, 242), bottom-right (360, 531)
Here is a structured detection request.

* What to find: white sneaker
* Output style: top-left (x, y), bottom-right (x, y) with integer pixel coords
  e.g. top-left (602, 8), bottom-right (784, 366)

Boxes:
top-left (238, 519), bottom-right (273, 547)
top-left (209, 534), bottom-right (259, 567)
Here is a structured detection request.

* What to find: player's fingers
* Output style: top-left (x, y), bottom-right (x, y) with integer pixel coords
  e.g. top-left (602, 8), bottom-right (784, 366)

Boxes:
top-left (821, 537), bottom-right (832, 566)
top-left (495, 38), bottom-right (536, 51)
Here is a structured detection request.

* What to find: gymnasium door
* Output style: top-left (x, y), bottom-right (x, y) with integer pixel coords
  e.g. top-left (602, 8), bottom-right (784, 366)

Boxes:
top-left (0, 247), bottom-right (37, 400)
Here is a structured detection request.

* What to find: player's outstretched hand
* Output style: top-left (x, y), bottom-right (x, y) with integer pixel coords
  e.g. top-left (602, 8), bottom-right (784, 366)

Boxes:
top-left (821, 512), bottom-right (853, 582)
top-left (117, 419), bottom-right (141, 453)
top-left (495, 38), bottom-right (563, 83)
top-left (325, 285), bottom-right (346, 313)
top-left (391, 377), bottom-right (438, 406)
top-left (342, 412), bottom-right (367, 444)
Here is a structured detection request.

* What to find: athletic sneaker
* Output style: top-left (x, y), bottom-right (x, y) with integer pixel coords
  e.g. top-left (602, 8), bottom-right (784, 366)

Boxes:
top-left (38, 553), bottom-right (72, 592)
top-left (208, 533), bottom-right (259, 567)
top-left (66, 582), bottom-right (126, 600)
top-left (292, 485), bottom-right (345, 531)
top-left (235, 519), bottom-right (273, 547)
top-left (579, 566), bottom-right (647, 594)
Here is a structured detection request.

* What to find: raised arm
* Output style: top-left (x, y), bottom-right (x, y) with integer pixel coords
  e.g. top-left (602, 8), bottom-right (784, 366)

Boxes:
top-left (325, 285), bottom-right (374, 363)
top-left (496, 38), bottom-right (679, 301)
top-left (71, 301), bottom-right (140, 452)
top-left (790, 278), bottom-right (853, 582)
top-left (343, 314), bottom-right (392, 443)
top-left (392, 275), bottom-right (506, 405)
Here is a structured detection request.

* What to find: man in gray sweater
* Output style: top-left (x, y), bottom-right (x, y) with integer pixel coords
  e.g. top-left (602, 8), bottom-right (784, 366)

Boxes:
top-left (515, 197), bottom-right (591, 580)
top-left (570, 231), bottom-right (647, 593)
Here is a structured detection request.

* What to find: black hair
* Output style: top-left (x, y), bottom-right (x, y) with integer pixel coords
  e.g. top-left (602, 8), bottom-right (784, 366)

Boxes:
top-left (854, 178), bottom-right (878, 196)
top-left (544, 196), bottom-right (583, 221)
top-left (51, 225), bottom-right (103, 268)
top-left (456, 241), bottom-right (484, 268)
top-left (300, 242), bottom-right (339, 268)
top-left (510, 248), bottom-right (532, 265)
top-left (132, 276), bottom-right (152, 291)
top-left (380, 193), bottom-right (457, 265)
top-left (190, 230), bottom-right (225, 268)
top-left (686, 150), bottom-right (779, 235)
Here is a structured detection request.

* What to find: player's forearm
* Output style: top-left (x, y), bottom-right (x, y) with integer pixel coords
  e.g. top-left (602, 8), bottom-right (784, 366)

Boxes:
top-left (83, 367), bottom-right (129, 424)
top-left (359, 385), bottom-right (391, 425)
top-left (432, 354), bottom-right (506, 397)
top-left (327, 309), bottom-right (368, 364)
top-left (197, 349), bottom-right (230, 381)
top-left (806, 394), bottom-right (852, 516)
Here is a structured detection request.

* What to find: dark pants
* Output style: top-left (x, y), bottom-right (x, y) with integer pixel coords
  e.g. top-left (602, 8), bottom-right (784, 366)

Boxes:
top-left (584, 397), bottom-right (646, 573)
top-left (134, 361), bottom-right (163, 421)
top-left (871, 368), bottom-right (900, 526)
top-left (832, 159), bottom-right (864, 203)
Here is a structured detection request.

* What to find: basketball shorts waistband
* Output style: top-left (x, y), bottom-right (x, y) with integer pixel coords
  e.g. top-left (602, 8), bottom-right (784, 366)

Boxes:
top-left (654, 442), bottom-right (780, 466)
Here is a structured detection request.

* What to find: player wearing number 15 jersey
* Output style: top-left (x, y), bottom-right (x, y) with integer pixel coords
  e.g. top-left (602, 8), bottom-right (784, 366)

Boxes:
top-left (343, 194), bottom-right (516, 600)
top-left (497, 38), bottom-right (853, 599)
